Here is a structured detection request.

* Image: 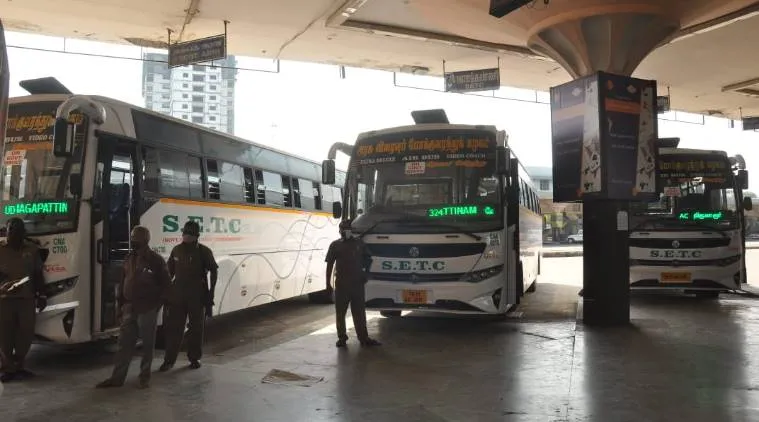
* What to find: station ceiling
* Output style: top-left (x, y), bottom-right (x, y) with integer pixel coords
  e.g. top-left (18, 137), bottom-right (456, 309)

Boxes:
top-left (3, 0), bottom-right (759, 119)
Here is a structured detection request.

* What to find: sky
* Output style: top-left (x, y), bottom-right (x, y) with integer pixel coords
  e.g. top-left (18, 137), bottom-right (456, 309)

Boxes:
top-left (5, 30), bottom-right (759, 189)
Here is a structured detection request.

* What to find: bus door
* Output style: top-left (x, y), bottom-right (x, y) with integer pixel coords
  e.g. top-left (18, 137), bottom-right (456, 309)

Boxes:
top-left (504, 157), bottom-right (521, 306)
top-left (92, 135), bottom-right (139, 334)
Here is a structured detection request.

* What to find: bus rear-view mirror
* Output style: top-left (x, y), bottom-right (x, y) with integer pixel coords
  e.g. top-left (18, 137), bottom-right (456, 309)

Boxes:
top-left (743, 196), bottom-right (753, 211)
top-left (332, 201), bottom-right (343, 220)
top-left (68, 173), bottom-right (82, 197)
top-left (496, 146), bottom-right (508, 175)
top-left (738, 170), bottom-right (749, 190)
top-left (53, 117), bottom-right (75, 158)
top-left (322, 159), bottom-right (336, 185)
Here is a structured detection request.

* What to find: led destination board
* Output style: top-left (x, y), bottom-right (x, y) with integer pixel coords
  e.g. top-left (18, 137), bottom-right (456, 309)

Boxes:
top-left (2, 201), bottom-right (70, 216)
top-left (427, 204), bottom-right (496, 218)
top-left (677, 210), bottom-right (726, 222)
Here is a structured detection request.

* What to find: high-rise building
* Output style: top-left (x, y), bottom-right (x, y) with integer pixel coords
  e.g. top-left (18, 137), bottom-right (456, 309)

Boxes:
top-left (142, 52), bottom-right (237, 135)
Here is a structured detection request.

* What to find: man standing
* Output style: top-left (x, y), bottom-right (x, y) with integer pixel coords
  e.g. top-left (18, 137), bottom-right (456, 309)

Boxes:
top-left (0, 218), bottom-right (46, 382)
top-left (96, 226), bottom-right (170, 389)
top-left (160, 220), bottom-right (217, 371)
top-left (326, 220), bottom-right (381, 348)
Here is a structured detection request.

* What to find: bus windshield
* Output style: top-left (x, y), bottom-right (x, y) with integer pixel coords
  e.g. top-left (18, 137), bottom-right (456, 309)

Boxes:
top-left (633, 153), bottom-right (739, 231)
top-left (347, 129), bottom-right (501, 234)
top-left (0, 102), bottom-right (86, 236)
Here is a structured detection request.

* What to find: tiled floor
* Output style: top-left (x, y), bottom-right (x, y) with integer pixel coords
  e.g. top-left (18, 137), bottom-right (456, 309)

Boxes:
top-left (3, 280), bottom-right (759, 421)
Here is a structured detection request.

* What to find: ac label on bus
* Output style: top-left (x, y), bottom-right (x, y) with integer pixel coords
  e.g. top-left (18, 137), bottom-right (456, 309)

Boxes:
top-left (162, 215), bottom-right (242, 234)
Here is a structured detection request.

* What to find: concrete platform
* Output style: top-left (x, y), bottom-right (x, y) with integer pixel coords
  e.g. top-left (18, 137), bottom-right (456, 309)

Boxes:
top-left (3, 275), bottom-right (759, 421)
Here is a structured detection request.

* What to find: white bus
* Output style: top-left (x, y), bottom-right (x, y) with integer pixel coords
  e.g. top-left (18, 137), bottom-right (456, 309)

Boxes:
top-left (0, 82), bottom-right (342, 344)
top-left (629, 145), bottom-right (751, 297)
top-left (321, 109), bottom-right (542, 316)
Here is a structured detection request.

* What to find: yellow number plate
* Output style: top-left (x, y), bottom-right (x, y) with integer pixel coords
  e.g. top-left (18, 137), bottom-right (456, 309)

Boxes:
top-left (402, 290), bottom-right (428, 304)
top-left (661, 272), bottom-right (692, 283)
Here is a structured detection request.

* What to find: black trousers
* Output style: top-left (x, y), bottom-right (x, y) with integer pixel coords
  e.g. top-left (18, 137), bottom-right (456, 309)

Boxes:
top-left (334, 280), bottom-right (369, 342)
top-left (163, 299), bottom-right (205, 364)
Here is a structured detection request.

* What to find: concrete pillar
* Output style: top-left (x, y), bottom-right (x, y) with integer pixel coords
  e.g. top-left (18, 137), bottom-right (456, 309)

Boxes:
top-left (527, 11), bottom-right (680, 79)
top-left (528, 11), bottom-right (679, 325)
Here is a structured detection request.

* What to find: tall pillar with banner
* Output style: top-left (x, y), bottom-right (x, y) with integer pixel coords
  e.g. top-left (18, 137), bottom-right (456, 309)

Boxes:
top-left (0, 20), bottom-right (10, 165)
top-left (526, 11), bottom-right (679, 326)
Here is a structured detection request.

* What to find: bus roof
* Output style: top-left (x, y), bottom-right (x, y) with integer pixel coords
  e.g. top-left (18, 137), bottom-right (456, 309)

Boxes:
top-left (660, 147), bottom-right (728, 157)
top-left (356, 123), bottom-right (499, 141)
top-left (8, 93), bottom-right (341, 173)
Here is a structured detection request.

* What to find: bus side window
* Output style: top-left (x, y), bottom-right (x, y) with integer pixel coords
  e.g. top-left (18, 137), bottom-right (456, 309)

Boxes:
top-left (261, 171), bottom-right (284, 206)
top-left (188, 155), bottom-right (204, 199)
top-left (298, 179), bottom-right (316, 210)
top-left (314, 183), bottom-right (323, 211)
top-left (254, 170), bottom-right (266, 205)
top-left (243, 168), bottom-right (256, 203)
top-left (292, 177), bottom-right (302, 208)
top-left (282, 175), bottom-right (293, 207)
top-left (219, 161), bottom-right (244, 203)
top-left (206, 159), bottom-right (221, 200)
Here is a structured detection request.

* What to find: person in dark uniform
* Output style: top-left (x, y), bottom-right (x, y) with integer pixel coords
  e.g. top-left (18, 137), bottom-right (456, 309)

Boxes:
top-left (160, 220), bottom-right (218, 371)
top-left (0, 218), bottom-right (46, 382)
top-left (326, 220), bottom-right (381, 348)
top-left (96, 226), bottom-right (170, 389)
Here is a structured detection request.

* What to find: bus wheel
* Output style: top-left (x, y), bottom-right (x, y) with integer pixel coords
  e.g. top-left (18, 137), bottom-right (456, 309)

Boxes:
top-left (526, 280), bottom-right (537, 293)
top-left (380, 310), bottom-right (402, 318)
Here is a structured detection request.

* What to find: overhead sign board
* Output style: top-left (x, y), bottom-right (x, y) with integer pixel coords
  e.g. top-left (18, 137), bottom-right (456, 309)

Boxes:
top-left (656, 96), bottom-right (670, 114)
top-left (168, 34), bottom-right (227, 68)
top-left (444, 68), bottom-right (500, 93)
top-left (743, 116), bottom-right (759, 131)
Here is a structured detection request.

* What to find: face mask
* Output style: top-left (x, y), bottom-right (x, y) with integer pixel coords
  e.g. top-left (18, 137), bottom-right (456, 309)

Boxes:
top-left (182, 234), bottom-right (198, 243)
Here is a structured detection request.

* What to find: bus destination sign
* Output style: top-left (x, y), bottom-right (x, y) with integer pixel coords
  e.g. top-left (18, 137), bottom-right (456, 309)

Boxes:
top-left (427, 204), bottom-right (497, 218)
top-left (355, 134), bottom-right (494, 168)
top-left (2, 201), bottom-right (70, 216)
top-left (658, 154), bottom-right (729, 183)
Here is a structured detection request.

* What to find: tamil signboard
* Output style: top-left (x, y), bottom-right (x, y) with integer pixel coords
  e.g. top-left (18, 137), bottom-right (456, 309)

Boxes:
top-left (550, 71), bottom-right (659, 202)
top-left (656, 95), bottom-right (670, 114)
top-left (742, 116), bottom-right (759, 131)
top-left (168, 34), bottom-right (227, 68)
top-left (444, 68), bottom-right (500, 93)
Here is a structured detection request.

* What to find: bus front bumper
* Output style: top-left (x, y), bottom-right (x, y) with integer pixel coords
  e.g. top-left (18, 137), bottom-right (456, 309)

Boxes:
top-left (364, 275), bottom-right (509, 314)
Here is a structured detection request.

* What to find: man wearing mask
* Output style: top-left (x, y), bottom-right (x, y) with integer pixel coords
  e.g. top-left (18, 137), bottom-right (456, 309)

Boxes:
top-left (96, 226), bottom-right (170, 389)
top-left (0, 218), bottom-right (46, 382)
top-left (325, 220), bottom-right (381, 348)
top-left (160, 220), bottom-right (218, 371)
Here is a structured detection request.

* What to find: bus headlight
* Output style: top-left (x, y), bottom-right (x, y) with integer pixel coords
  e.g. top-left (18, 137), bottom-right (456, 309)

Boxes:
top-left (44, 276), bottom-right (78, 298)
top-left (464, 265), bottom-right (504, 283)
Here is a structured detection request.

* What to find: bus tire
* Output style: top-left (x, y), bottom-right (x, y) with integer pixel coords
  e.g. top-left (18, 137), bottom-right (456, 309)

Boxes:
top-left (526, 279), bottom-right (537, 293)
top-left (380, 310), bottom-right (402, 318)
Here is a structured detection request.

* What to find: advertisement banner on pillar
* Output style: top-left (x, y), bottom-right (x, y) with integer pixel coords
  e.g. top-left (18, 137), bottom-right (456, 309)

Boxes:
top-left (549, 74), bottom-right (600, 202)
top-left (550, 71), bottom-right (658, 202)
top-left (600, 73), bottom-right (658, 200)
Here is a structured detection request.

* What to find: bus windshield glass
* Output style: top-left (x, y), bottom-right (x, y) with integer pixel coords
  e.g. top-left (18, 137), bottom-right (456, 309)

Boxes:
top-left (632, 153), bottom-right (739, 230)
top-left (0, 102), bottom-right (87, 235)
top-left (347, 128), bottom-right (501, 234)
